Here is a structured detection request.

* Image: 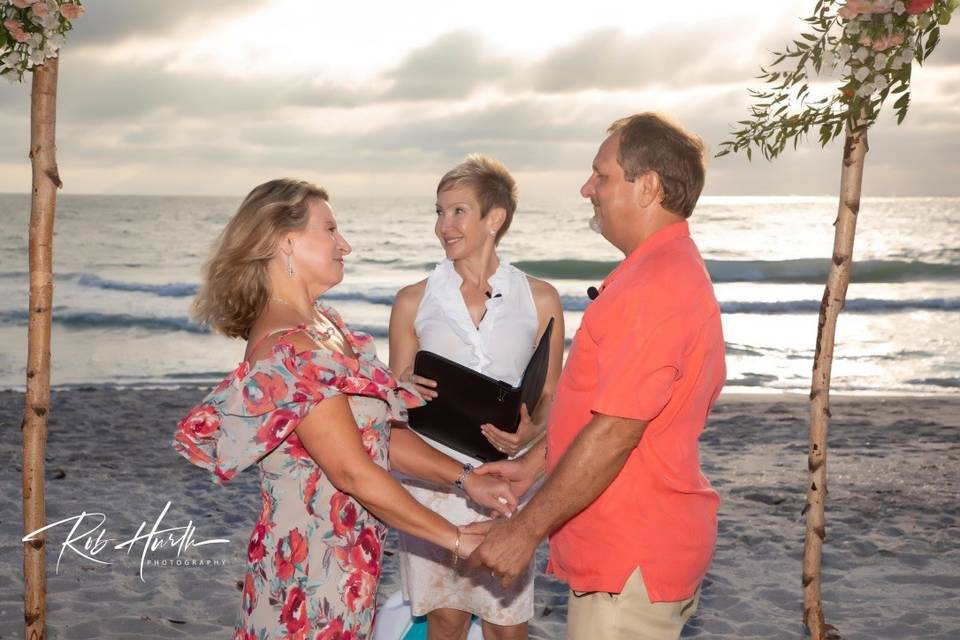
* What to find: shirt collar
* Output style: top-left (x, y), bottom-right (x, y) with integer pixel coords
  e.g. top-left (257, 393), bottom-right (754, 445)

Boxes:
top-left (601, 221), bottom-right (690, 290)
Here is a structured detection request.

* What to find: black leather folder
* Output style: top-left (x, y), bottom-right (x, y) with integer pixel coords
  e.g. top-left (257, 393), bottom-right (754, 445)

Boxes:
top-left (407, 318), bottom-right (554, 462)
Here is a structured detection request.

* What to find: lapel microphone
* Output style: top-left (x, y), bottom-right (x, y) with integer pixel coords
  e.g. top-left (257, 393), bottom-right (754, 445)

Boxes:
top-left (587, 286), bottom-right (600, 300)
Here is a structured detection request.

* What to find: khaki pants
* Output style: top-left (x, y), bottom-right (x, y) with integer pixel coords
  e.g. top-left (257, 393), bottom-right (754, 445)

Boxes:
top-left (566, 568), bottom-right (700, 640)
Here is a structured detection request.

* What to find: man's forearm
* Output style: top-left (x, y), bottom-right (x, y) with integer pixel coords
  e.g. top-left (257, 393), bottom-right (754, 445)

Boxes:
top-left (514, 413), bottom-right (646, 539)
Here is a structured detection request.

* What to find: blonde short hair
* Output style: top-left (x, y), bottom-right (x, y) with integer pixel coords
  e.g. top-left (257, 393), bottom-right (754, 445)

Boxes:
top-left (437, 154), bottom-right (517, 244)
top-left (192, 178), bottom-right (329, 339)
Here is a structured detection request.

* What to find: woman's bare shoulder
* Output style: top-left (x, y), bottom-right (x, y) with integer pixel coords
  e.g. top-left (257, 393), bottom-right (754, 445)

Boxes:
top-left (394, 279), bottom-right (428, 309)
top-left (525, 275), bottom-right (561, 307)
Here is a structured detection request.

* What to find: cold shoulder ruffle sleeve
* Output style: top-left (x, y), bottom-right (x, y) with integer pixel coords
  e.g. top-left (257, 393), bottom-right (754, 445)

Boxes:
top-left (173, 340), bottom-right (422, 484)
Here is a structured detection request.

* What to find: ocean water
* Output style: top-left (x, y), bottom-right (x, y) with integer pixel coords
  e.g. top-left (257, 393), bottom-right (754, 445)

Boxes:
top-left (0, 193), bottom-right (957, 394)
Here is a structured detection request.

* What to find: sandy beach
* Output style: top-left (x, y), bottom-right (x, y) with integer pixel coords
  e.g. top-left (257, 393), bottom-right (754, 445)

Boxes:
top-left (0, 389), bottom-right (957, 639)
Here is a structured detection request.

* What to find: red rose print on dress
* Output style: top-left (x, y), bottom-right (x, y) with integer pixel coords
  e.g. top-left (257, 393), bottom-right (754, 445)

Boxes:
top-left (330, 492), bottom-right (358, 538)
top-left (248, 522), bottom-right (268, 564)
top-left (275, 528), bottom-right (309, 581)
top-left (280, 586), bottom-right (309, 638)
top-left (285, 432), bottom-right (313, 461)
top-left (179, 404), bottom-right (220, 439)
top-left (256, 408), bottom-right (298, 450)
top-left (313, 616), bottom-right (343, 640)
top-left (242, 573), bottom-right (256, 615)
top-left (343, 569), bottom-right (377, 613)
top-left (243, 371), bottom-right (289, 413)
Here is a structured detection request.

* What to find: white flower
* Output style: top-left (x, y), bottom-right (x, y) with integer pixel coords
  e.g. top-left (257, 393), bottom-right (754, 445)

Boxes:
top-left (874, 75), bottom-right (889, 91)
top-left (919, 14), bottom-right (933, 28)
top-left (875, 53), bottom-right (888, 67)
top-left (39, 13), bottom-right (58, 30)
top-left (855, 65), bottom-right (871, 82)
top-left (890, 57), bottom-right (904, 70)
top-left (42, 40), bottom-right (59, 58)
top-left (847, 20), bottom-right (862, 35)
top-left (823, 50), bottom-right (836, 69)
top-left (875, 0), bottom-right (894, 10)
top-left (854, 46), bottom-right (870, 62)
top-left (5, 71), bottom-right (21, 84)
top-left (839, 43), bottom-right (852, 61)
top-left (894, 0), bottom-right (906, 13)
top-left (28, 47), bottom-right (45, 67)
top-left (883, 13), bottom-right (894, 28)
top-left (2, 51), bottom-right (20, 69)
top-left (857, 82), bottom-right (875, 97)
top-left (47, 33), bottom-right (64, 48)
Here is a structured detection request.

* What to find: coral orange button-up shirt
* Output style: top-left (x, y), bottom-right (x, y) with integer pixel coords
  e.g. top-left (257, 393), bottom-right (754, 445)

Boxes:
top-left (545, 220), bottom-right (725, 602)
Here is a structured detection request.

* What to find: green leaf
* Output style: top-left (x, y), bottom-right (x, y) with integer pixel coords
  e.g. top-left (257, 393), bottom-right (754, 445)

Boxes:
top-left (925, 27), bottom-right (941, 58)
top-left (802, 32), bottom-right (819, 41)
top-left (893, 93), bottom-right (909, 109)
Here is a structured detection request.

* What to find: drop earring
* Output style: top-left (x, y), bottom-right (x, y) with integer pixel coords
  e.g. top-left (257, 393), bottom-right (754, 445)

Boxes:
top-left (286, 253), bottom-right (294, 277)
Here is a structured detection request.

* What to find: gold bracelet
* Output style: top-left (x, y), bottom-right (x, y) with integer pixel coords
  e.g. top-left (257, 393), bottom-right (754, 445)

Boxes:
top-left (452, 529), bottom-right (461, 568)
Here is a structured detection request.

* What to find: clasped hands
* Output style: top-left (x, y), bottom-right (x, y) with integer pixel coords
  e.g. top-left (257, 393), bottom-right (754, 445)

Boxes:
top-left (456, 455), bottom-right (543, 587)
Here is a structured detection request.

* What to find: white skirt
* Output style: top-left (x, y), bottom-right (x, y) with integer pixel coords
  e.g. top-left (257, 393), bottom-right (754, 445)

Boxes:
top-left (397, 477), bottom-right (535, 625)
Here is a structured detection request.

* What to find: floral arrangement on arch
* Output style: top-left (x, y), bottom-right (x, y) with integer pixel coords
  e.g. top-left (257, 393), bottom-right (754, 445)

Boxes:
top-left (719, 0), bottom-right (958, 159)
top-left (1, 0), bottom-right (84, 82)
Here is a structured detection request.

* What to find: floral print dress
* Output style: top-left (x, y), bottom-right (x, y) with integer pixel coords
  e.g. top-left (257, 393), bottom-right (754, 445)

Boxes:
top-left (173, 301), bottom-right (422, 640)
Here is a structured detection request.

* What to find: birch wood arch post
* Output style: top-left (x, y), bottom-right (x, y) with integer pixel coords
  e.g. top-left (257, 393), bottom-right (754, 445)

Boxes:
top-left (22, 55), bottom-right (60, 640)
top-left (802, 113), bottom-right (867, 640)
top-left (717, 2), bottom-right (956, 638)
top-left (3, 3), bottom-right (86, 638)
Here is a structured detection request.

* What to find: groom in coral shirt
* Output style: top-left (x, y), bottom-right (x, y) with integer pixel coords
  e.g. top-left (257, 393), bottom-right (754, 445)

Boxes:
top-left (466, 112), bottom-right (726, 640)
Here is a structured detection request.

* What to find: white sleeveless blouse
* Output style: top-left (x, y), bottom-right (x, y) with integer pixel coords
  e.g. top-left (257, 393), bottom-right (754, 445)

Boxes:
top-left (415, 258), bottom-right (539, 385)
top-left (397, 258), bottom-right (539, 624)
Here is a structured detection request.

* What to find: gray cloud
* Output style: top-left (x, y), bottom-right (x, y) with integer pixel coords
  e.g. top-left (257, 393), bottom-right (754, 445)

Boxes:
top-left (381, 30), bottom-right (512, 101)
top-left (67, 0), bottom-right (268, 47)
top-left (1, 17), bottom-right (957, 196)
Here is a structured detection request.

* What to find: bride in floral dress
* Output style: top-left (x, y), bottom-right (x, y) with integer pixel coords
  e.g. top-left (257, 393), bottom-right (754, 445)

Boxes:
top-left (173, 179), bottom-right (516, 639)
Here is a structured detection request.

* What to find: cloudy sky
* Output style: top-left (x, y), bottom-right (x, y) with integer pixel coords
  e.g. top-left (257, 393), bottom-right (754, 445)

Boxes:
top-left (1, 0), bottom-right (958, 198)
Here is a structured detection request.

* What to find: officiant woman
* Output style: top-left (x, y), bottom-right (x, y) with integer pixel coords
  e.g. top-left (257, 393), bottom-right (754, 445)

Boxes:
top-left (389, 155), bottom-right (565, 640)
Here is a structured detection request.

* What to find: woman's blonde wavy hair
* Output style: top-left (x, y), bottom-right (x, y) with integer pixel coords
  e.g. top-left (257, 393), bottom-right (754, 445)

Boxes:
top-left (192, 178), bottom-right (329, 339)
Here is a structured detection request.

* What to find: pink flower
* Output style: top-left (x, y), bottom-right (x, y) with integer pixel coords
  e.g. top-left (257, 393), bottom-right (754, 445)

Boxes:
top-left (59, 3), bottom-right (85, 20)
top-left (906, 0), bottom-right (935, 13)
top-left (12, 0), bottom-right (38, 9)
top-left (3, 19), bottom-right (31, 43)
top-left (32, 3), bottom-right (50, 17)
top-left (839, 0), bottom-right (891, 19)
top-left (864, 32), bottom-right (906, 51)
